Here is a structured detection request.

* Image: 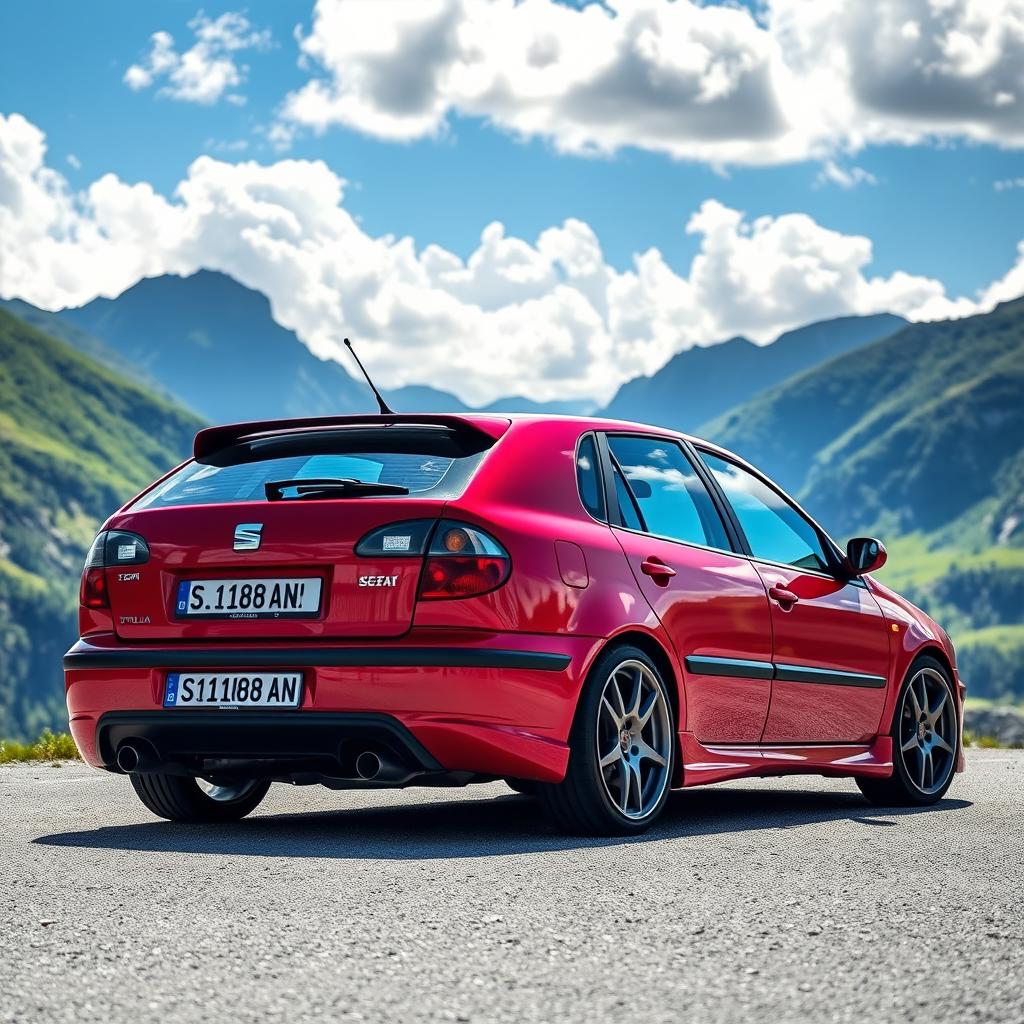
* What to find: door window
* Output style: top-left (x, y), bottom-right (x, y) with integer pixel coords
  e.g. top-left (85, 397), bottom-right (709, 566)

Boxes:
top-left (699, 452), bottom-right (832, 572)
top-left (607, 436), bottom-right (730, 550)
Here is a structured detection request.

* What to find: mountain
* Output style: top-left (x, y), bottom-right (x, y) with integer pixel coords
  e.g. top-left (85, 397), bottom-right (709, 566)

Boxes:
top-left (385, 384), bottom-right (470, 413)
top-left (0, 308), bottom-right (203, 738)
top-left (11, 271), bottom-right (591, 421)
top-left (53, 270), bottom-right (375, 422)
top-left (705, 299), bottom-right (1024, 544)
top-left (480, 396), bottom-right (597, 416)
top-left (704, 298), bottom-right (1024, 702)
top-left (601, 313), bottom-right (907, 431)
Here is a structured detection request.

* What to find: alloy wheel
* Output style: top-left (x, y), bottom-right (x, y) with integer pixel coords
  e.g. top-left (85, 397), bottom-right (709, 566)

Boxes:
top-left (596, 659), bottom-right (672, 820)
top-left (898, 667), bottom-right (957, 796)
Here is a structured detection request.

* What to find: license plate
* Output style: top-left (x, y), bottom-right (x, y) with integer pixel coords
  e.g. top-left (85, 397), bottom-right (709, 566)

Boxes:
top-left (174, 577), bottom-right (322, 619)
top-left (163, 672), bottom-right (303, 708)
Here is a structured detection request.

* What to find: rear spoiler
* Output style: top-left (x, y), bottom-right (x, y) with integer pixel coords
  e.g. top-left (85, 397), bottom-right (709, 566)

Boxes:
top-left (194, 414), bottom-right (511, 462)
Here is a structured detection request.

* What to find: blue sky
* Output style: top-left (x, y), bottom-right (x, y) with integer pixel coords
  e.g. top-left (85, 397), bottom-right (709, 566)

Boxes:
top-left (2, 0), bottom-right (1023, 403)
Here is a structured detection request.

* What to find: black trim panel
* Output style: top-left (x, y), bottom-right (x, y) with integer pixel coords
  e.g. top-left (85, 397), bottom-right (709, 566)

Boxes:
top-left (773, 663), bottom-right (887, 689)
top-left (94, 710), bottom-right (444, 773)
top-left (684, 654), bottom-right (887, 689)
top-left (65, 642), bottom-right (571, 673)
top-left (684, 655), bottom-right (774, 680)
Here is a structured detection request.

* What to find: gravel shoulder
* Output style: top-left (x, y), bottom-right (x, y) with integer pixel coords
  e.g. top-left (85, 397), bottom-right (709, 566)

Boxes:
top-left (1, 752), bottom-right (1022, 1024)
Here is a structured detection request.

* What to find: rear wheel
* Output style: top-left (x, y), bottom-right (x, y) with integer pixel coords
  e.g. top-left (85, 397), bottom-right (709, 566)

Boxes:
top-left (129, 773), bottom-right (271, 822)
top-left (539, 645), bottom-right (675, 836)
top-left (857, 656), bottom-right (958, 807)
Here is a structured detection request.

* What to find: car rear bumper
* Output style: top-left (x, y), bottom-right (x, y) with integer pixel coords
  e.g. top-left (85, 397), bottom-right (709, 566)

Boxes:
top-left (65, 630), bottom-right (602, 783)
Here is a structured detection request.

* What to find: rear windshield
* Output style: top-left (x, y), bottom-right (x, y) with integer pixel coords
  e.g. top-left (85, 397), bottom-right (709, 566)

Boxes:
top-left (132, 426), bottom-right (492, 510)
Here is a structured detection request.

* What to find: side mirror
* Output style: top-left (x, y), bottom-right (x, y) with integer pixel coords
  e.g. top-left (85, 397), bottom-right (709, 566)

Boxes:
top-left (845, 537), bottom-right (887, 576)
top-left (629, 479), bottom-right (653, 499)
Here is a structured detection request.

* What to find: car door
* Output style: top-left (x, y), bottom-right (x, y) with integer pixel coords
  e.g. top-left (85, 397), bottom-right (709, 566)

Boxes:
top-left (601, 434), bottom-right (774, 744)
top-left (697, 450), bottom-right (891, 744)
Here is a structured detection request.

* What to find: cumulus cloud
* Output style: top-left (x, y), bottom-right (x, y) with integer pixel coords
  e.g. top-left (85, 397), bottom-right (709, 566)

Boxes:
top-left (124, 11), bottom-right (271, 105)
top-left (279, 0), bottom-right (1024, 165)
top-left (0, 113), bottom-right (1018, 405)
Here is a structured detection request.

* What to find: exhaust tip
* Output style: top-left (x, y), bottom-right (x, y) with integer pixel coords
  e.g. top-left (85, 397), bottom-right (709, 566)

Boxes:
top-left (354, 750), bottom-right (382, 781)
top-left (116, 744), bottom-right (140, 773)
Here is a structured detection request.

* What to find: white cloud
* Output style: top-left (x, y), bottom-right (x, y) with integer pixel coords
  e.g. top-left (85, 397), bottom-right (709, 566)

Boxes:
top-left (816, 161), bottom-right (877, 189)
top-left (995, 176), bottom-right (1024, 190)
top-left (66, 153), bottom-right (81, 170)
top-left (124, 12), bottom-right (271, 105)
top-left (279, 0), bottom-right (1024, 166)
top-left (0, 113), bottom-right (1019, 405)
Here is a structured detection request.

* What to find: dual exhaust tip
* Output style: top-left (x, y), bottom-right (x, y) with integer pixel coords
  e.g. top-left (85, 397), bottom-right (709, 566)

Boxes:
top-left (116, 743), bottom-right (400, 782)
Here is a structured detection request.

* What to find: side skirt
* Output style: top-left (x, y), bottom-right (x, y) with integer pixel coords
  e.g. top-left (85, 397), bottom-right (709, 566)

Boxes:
top-left (677, 733), bottom-right (894, 788)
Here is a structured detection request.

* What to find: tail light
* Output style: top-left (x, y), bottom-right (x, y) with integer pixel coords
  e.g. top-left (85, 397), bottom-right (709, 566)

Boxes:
top-left (419, 522), bottom-right (510, 600)
top-left (80, 530), bottom-right (150, 609)
top-left (355, 519), bottom-right (511, 600)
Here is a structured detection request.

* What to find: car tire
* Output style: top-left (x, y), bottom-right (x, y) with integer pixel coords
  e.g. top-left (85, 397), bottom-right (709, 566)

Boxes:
top-left (857, 655), bottom-right (959, 808)
top-left (129, 773), bottom-right (271, 823)
top-left (539, 644), bottom-right (676, 836)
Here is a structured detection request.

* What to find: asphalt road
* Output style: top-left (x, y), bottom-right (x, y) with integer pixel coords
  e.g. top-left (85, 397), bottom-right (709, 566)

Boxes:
top-left (2, 752), bottom-right (1022, 1024)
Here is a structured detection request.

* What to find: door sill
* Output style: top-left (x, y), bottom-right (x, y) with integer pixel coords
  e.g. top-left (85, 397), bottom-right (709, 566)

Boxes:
top-left (678, 733), bottom-right (893, 787)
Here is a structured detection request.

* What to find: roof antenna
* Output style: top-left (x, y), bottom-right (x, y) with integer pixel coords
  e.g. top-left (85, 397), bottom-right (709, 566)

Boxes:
top-left (344, 337), bottom-right (395, 415)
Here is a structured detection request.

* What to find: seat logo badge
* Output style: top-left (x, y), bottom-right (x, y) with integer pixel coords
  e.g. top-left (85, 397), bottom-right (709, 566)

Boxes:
top-left (234, 523), bottom-right (264, 552)
top-left (359, 575), bottom-right (398, 587)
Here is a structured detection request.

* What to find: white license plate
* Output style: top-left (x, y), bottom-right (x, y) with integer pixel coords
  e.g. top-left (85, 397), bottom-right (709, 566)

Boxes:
top-left (174, 577), bottom-right (322, 619)
top-left (163, 672), bottom-right (303, 708)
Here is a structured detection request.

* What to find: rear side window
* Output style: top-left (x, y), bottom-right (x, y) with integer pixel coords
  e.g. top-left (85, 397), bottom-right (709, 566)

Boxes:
top-left (699, 451), bottom-right (831, 572)
top-left (608, 436), bottom-right (730, 550)
top-left (576, 434), bottom-right (605, 520)
top-left (132, 426), bottom-right (490, 510)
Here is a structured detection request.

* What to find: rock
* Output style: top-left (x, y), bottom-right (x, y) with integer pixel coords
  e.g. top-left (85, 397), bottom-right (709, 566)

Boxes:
top-left (964, 706), bottom-right (1024, 747)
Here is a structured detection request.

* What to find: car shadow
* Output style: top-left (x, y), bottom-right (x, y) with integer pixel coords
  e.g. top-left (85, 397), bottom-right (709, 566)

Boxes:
top-left (33, 785), bottom-right (973, 860)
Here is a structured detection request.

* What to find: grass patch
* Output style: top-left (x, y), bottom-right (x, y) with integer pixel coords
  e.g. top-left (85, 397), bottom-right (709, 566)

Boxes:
top-left (963, 731), bottom-right (1022, 749)
top-left (0, 730), bottom-right (80, 764)
top-left (876, 533), bottom-right (1024, 591)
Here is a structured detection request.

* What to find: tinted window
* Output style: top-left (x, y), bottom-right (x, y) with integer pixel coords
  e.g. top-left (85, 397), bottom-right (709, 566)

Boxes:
top-left (608, 436), bottom-right (730, 550)
top-left (576, 435), bottom-right (605, 520)
top-left (132, 429), bottom-right (489, 510)
top-left (699, 452), bottom-right (831, 572)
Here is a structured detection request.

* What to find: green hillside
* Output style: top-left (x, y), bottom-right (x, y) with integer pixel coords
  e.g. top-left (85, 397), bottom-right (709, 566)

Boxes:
top-left (0, 308), bottom-right (203, 738)
top-left (705, 298), bottom-right (1024, 700)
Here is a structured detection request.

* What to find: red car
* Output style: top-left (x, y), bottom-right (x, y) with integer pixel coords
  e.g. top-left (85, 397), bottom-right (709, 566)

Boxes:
top-left (65, 413), bottom-right (964, 835)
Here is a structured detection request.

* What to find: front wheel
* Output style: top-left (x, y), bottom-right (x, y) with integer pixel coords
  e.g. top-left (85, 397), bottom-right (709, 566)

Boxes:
top-left (539, 645), bottom-right (675, 836)
top-left (857, 656), bottom-right (959, 807)
top-left (130, 773), bottom-right (271, 822)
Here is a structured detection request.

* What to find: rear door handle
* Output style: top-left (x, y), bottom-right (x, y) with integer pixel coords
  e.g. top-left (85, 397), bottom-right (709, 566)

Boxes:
top-left (640, 558), bottom-right (676, 581)
top-left (769, 584), bottom-right (799, 606)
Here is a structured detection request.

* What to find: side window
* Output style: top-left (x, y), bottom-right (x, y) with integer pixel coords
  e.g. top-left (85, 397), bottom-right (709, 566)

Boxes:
top-left (607, 436), bottom-right (731, 550)
top-left (699, 452), bottom-right (831, 572)
top-left (575, 434), bottom-right (605, 521)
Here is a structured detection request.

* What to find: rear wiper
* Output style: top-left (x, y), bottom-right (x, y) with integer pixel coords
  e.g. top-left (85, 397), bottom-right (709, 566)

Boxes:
top-left (264, 477), bottom-right (410, 501)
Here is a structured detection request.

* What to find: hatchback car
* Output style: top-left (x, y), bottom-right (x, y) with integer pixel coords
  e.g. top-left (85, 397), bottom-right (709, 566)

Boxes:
top-left (64, 412), bottom-right (964, 834)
